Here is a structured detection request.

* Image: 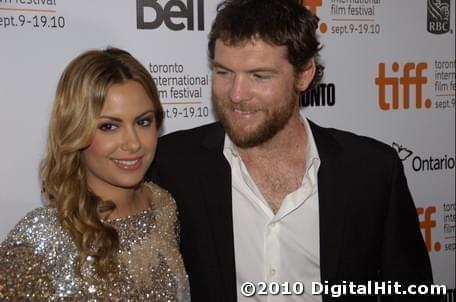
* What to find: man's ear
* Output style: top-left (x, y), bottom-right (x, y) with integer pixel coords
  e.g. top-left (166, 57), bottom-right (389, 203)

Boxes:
top-left (295, 58), bottom-right (316, 92)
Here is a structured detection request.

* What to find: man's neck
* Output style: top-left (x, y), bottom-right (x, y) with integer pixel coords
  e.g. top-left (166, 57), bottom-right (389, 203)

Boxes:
top-left (237, 112), bottom-right (308, 213)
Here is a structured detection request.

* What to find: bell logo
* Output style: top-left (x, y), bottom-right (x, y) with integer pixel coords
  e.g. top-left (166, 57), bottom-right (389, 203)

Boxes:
top-left (303, 0), bottom-right (328, 33)
top-left (417, 206), bottom-right (441, 252)
top-left (375, 62), bottom-right (432, 111)
top-left (137, 0), bottom-right (204, 31)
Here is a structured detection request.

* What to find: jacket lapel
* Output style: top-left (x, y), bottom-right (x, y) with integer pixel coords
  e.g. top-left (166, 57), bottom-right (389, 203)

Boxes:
top-left (309, 121), bottom-right (347, 293)
top-left (199, 123), bottom-right (237, 302)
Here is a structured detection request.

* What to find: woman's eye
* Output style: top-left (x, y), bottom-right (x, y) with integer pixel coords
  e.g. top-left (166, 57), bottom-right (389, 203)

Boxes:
top-left (137, 118), bottom-right (153, 127)
top-left (98, 123), bottom-right (118, 132)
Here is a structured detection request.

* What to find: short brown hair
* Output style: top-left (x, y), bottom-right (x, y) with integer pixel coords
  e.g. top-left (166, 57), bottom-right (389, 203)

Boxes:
top-left (208, 0), bottom-right (324, 89)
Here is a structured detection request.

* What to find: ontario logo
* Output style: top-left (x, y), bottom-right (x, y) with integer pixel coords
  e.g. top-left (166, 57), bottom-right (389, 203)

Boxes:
top-left (303, 0), bottom-right (328, 33)
top-left (375, 62), bottom-right (432, 111)
top-left (427, 0), bottom-right (451, 34)
top-left (392, 142), bottom-right (413, 161)
top-left (392, 142), bottom-right (455, 172)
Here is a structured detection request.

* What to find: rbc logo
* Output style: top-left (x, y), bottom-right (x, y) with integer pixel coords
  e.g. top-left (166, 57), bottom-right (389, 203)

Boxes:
top-left (427, 0), bottom-right (451, 34)
top-left (375, 62), bottom-right (431, 110)
top-left (137, 0), bottom-right (204, 31)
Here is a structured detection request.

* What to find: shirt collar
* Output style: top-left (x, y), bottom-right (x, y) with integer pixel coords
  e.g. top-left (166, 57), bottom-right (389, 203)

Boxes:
top-left (300, 112), bottom-right (321, 176)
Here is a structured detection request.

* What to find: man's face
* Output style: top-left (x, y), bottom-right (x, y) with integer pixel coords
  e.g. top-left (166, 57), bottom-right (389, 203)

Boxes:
top-left (212, 38), bottom-right (312, 148)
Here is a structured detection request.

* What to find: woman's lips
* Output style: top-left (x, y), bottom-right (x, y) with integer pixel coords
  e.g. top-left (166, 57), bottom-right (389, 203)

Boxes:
top-left (111, 157), bottom-right (142, 171)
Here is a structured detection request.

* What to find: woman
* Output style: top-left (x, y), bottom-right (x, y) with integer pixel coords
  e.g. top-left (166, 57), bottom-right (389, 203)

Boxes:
top-left (0, 48), bottom-right (190, 301)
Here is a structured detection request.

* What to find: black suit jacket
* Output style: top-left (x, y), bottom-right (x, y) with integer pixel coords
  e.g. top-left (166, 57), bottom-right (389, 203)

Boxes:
top-left (148, 121), bottom-right (435, 302)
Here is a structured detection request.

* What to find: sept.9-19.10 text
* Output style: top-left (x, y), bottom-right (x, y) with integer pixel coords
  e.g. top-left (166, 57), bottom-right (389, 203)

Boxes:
top-left (164, 106), bottom-right (210, 119)
top-left (0, 14), bottom-right (65, 29)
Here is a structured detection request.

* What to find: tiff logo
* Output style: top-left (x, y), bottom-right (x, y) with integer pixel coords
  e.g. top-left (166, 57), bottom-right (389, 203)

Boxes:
top-left (303, 0), bottom-right (328, 33)
top-left (375, 62), bottom-right (432, 111)
top-left (417, 206), bottom-right (441, 252)
top-left (427, 0), bottom-right (451, 34)
top-left (304, 0), bottom-right (322, 16)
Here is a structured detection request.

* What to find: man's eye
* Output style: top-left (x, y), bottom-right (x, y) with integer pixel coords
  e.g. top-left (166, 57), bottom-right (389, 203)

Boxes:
top-left (215, 69), bottom-right (229, 75)
top-left (137, 118), bottom-right (153, 127)
top-left (98, 123), bottom-right (118, 131)
top-left (254, 73), bottom-right (270, 80)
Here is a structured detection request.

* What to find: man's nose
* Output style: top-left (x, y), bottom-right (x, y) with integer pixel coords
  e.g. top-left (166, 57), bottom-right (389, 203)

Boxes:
top-left (229, 75), bottom-right (252, 104)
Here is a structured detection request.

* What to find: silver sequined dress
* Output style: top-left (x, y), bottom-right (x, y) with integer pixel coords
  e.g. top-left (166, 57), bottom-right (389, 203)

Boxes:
top-left (0, 182), bottom-right (190, 301)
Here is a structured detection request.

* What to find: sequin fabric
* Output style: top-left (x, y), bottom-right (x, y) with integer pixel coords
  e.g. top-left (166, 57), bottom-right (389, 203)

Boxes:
top-left (0, 182), bottom-right (190, 301)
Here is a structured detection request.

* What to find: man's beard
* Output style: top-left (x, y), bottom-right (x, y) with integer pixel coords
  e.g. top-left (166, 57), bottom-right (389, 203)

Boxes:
top-left (213, 90), bottom-right (298, 149)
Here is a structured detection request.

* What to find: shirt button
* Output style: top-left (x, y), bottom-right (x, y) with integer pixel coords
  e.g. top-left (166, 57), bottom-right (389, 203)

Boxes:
top-left (270, 268), bottom-right (277, 277)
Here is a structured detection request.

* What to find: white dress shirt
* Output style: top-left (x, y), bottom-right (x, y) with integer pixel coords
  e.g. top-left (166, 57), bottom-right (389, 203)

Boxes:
top-left (223, 114), bottom-right (322, 302)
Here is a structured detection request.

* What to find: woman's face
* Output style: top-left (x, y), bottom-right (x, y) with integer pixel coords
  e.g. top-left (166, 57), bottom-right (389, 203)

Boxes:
top-left (82, 80), bottom-right (158, 196)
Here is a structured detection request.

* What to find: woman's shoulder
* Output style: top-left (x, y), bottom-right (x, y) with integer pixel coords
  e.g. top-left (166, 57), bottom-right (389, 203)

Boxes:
top-left (2, 206), bottom-right (60, 246)
top-left (0, 206), bottom-right (67, 300)
top-left (22, 206), bottom-right (57, 221)
top-left (143, 181), bottom-right (176, 209)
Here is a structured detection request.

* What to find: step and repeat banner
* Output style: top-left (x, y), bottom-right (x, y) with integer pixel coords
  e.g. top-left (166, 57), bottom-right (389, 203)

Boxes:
top-left (1, 0), bottom-right (454, 295)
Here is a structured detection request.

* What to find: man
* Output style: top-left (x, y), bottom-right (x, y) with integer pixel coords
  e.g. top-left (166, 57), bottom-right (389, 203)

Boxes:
top-left (148, 0), bottom-right (435, 301)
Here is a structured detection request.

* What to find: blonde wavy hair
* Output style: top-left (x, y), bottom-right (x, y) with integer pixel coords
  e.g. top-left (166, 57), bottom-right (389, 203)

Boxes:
top-left (40, 47), bottom-right (163, 276)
